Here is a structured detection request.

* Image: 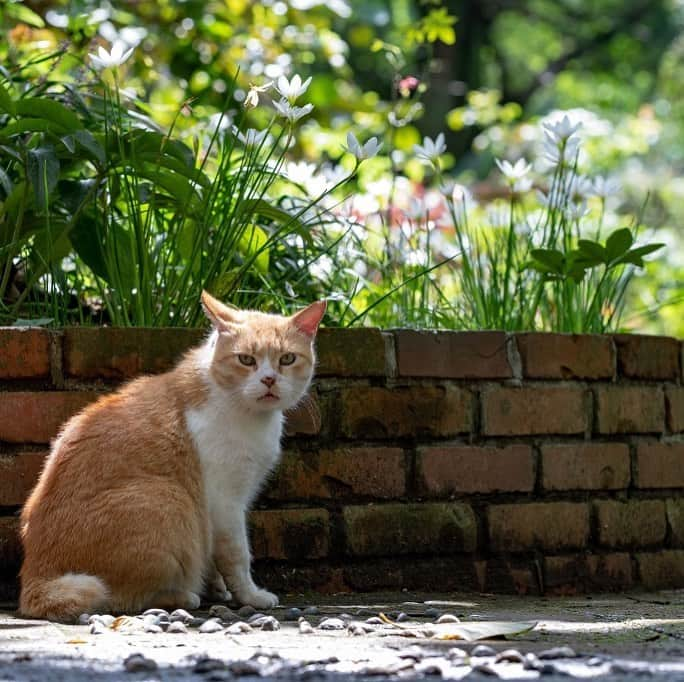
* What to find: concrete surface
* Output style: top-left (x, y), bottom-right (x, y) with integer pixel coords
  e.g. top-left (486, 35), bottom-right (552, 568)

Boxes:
top-left (1, 591), bottom-right (684, 680)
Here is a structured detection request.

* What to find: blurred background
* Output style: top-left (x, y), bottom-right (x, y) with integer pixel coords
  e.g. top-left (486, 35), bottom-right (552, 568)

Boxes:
top-left (1, 0), bottom-right (682, 334)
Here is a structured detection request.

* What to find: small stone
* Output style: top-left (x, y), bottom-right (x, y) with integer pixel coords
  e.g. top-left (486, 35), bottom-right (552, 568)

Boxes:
top-left (188, 617), bottom-right (206, 628)
top-left (225, 621), bottom-right (253, 634)
top-left (89, 621), bottom-right (106, 635)
top-left (425, 607), bottom-right (441, 619)
top-left (199, 618), bottom-right (224, 633)
top-left (302, 606), bottom-right (319, 616)
top-left (365, 616), bottom-right (384, 625)
top-left (142, 608), bottom-right (168, 618)
top-left (472, 663), bottom-right (498, 676)
top-left (471, 645), bottom-right (496, 657)
top-left (228, 660), bottom-right (262, 676)
top-left (210, 604), bottom-right (237, 621)
top-left (194, 657), bottom-right (227, 673)
top-left (415, 657), bottom-right (450, 675)
top-left (167, 621), bottom-right (188, 634)
top-left (496, 649), bottom-right (524, 663)
top-left (448, 648), bottom-right (468, 663)
top-left (143, 623), bottom-right (162, 634)
top-left (318, 617), bottom-right (345, 630)
top-left (436, 614), bottom-right (460, 624)
top-left (395, 612), bottom-right (409, 622)
top-left (348, 624), bottom-right (367, 636)
top-left (283, 607), bottom-right (302, 621)
top-left (170, 608), bottom-right (193, 623)
top-left (251, 615), bottom-right (280, 631)
top-left (538, 646), bottom-right (578, 660)
top-left (77, 613), bottom-right (90, 625)
top-left (124, 653), bottom-right (158, 673)
top-left (143, 614), bottom-right (161, 627)
top-left (237, 605), bottom-right (257, 618)
top-left (298, 619), bottom-right (314, 634)
top-left (247, 612), bottom-right (267, 623)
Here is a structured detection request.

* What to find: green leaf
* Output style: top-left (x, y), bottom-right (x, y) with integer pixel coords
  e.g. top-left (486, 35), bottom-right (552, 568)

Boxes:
top-left (0, 167), bottom-right (13, 196)
top-left (15, 98), bottom-right (83, 133)
top-left (0, 118), bottom-right (64, 138)
top-left (6, 2), bottom-right (45, 27)
top-left (239, 224), bottom-right (269, 273)
top-left (577, 239), bottom-right (607, 265)
top-left (27, 147), bottom-right (60, 210)
top-left (69, 212), bottom-right (109, 281)
top-left (529, 248), bottom-right (564, 274)
top-left (0, 81), bottom-right (16, 115)
top-left (605, 227), bottom-right (634, 262)
top-left (74, 130), bottom-right (106, 164)
top-left (619, 243), bottom-right (665, 267)
top-left (236, 198), bottom-right (311, 244)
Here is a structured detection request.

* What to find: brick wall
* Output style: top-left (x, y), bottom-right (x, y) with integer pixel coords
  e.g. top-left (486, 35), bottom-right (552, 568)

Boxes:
top-left (1, 327), bottom-right (683, 599)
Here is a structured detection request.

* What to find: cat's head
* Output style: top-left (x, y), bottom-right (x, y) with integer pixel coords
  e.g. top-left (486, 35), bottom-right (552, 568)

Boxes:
top-left (200, 291), bottom-right (326, 412)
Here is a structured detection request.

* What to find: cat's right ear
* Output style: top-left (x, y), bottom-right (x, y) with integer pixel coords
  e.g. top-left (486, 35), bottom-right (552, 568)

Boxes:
top-left (201, 290), bottom-right (239, 332)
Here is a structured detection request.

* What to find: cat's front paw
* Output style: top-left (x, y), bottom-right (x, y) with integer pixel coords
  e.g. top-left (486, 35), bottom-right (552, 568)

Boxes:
top-left (238, 588), bottom-right (279, 609)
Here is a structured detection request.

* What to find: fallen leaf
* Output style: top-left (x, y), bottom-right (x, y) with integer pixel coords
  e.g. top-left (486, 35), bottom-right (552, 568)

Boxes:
top-left (432, 620), bottom-right (537, 642)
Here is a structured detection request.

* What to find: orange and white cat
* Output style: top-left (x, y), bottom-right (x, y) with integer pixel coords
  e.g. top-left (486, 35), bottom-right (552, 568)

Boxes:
top-left (19, 292), bottom-right (326, 621)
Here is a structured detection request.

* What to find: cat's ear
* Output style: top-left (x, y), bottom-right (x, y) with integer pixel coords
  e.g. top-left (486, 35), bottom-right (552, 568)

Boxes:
top-left (201, 290), bottom-right (240, 331)
top-left (291, 300), bottom-right (327, 337)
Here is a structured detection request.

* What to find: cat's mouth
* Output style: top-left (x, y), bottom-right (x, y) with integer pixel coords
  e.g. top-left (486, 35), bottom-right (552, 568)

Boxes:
top-left (258, 392), bottom-right (280, 402)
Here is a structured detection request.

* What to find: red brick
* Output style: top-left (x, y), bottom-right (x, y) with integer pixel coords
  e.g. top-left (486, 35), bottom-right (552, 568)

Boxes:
top-left (395, 330), bottom-right (512, 379)
top-left (482, 386), bottom-right (587, 436)
top-left (64, 328), bottom-right (203, 380)
top-left (666, 387), bottom-right (684, 433)
top-left (595, 500), bottom-right (666, 549)
top-left (637, 550), bottom-right (684, 589)
top-left (343, 503), bottom-right (477, 556)
top-left (595, 386), bottom-right (664, 435)
top-left (0, 451), bottom-right (47, 505)
top-left (636, 442), bottom-right (684, 489)
top-left (666, 499), bottom-right (684, 547)
top-left (284, 394), bottom-right (321, 436)
top-left (487, 502), bottom-right (590, 552)
top-left (338, 385), bottom-right (472, 439)
top-left (249, 508), bottom-right (329, 560)
top-left (417, 444), bottom-right (534, 495)
top-left (483, 559), bottom-right (540, 595)
top-left (316, 328), bottom-right (388, 377)
top-left (614, 334), bottom-right (680, 381)
top-left (0, 391), bottom-right (101, 443)
top-left (516, 333), bottom-right (614, 380)
top-left (0, 517), bottom-right (21, 568)
top-left (541, 443), bottom-right (630, 491)
top-left (544, 553), bottom-right (633, 592)
top-left (268, 448), bottom-right (406, 500)
top-left (0, 328), bottom-right (51, 379)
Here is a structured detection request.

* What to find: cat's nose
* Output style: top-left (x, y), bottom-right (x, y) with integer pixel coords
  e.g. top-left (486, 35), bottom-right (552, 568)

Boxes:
top-left (261, 375), bottom-right (276, 388)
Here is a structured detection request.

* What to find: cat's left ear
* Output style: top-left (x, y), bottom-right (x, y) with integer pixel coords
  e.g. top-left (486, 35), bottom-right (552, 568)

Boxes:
top-left (201, 290), bottom-right (240, 331)
top-left (291, 300), bottom-right (327, 337)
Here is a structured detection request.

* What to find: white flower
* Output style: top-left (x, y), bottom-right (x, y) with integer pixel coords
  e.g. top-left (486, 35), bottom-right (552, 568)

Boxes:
top-left (496, 158), bottom-right (533, 192)
top-left (414, 133), bottom-right (446, 164)
top-left (244, 81), bottom-right (273, 109)
top-left (542, 134), bottom-right (580, 166)
top-left (274, 74), bottom-right (312, 103)
top-left (592, 175), bottom-right (621, 198)
top-left (543, 114), bottom-right (582, 143)
top-left (233, 126), bottom-right (269, 147)
top-left (89, 40), bottom-right (134, 70)
top-left (567, 199), bottom-right (588, 220)
top-left (342, 132), bottom-right (382, 161)
top-left (272, 98), bottom-right (314, 123)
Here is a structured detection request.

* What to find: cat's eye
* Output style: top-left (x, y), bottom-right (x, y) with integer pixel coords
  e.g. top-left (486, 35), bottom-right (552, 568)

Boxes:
top-left (279, 352), bottom-right (296, 366)
top-left (237, 354), bottom-right (256, 366)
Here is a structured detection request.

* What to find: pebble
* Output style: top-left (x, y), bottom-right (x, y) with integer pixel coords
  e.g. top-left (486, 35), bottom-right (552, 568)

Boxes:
top-left (247, 612), bottom-right (267, 623)
top-left (538, 646), bottom-right (578, 659)
top-left (124, 653), bottom-right (158, 673)
top-left (170, 608), bottom-right (193, 623)
top-left (348, 624), bottom-right (367, 636)
top-left (77, 613), bottom-right (90, 625)
top-left (298, 619), bottom-right (314, 634)
top-left (424, 607), bottom-right (442, 619)
top-left (302, 606), bottom-right (319, 616)
top-left (415, 657), bottom-right (450, 675)
top-left (448, 648), bottom-right (468, 662)
top-left (436, 613), bottom-right (460, 624)
top-left (210, 604), bottom-right (238, 621)
top-left (88, 614), bottom-right (115, 627)
top-left (318, 617), bottom-right (345, 630)
top-left (237, 605), bottom-right (257, 618)
top-left (472, 663), bottom-right (499, 676)
top-left (495, 649), bottom-right (525, 663)
top-left (395, 612), bottom-right (409, 622)
top-left (142, 608), bottom-right (168, 618)
top-left (283, 607), bottom-right (302, 621)
top-left (228, 660), bottom-right (262, 676)
top-left (143, 622), bottom-right (163, 634)
top-left (471, 644), bottom-right (496, 657)
top-left (143, 614), bottom-right (161, 627)
top-left (188, 617), bottom-right (206, 628)
top-left (199, 618), bottom-right (224, 633)
top-left (89, 621), bottom-right (106, 635)
top-left (167, 621), bottom-right (188, 634)
top-left (365, 616), bottom-right (384, 624)
top-left (225, 621), bottom-right (253, 634)
top-left (251, 615), bottom-right (280, 631)
top-left (194, 657), bottom-right (227, 673)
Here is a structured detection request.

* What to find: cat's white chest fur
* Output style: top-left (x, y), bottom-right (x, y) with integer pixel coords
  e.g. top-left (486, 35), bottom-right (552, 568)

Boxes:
top-left (185, 385), bottom-right (284, 524)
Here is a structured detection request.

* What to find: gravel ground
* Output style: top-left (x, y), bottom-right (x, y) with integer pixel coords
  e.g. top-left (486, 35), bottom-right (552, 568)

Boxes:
top-left (1, 591), bottom-right (684, 681)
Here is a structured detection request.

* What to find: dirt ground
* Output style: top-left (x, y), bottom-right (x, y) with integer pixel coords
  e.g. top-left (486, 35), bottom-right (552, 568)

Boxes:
top-left (1, 590), bottom-right (684, 681)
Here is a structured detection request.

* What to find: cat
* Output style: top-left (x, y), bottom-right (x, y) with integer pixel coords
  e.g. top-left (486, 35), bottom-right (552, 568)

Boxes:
top-left (19, 291), bottom-right (326, 621)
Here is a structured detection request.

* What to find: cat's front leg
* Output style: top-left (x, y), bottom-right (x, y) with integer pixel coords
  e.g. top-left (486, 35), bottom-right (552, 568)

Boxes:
top-left (204, 559), bottom-right (232, 603)
top-left (213, 507), bottom-right (278, 609)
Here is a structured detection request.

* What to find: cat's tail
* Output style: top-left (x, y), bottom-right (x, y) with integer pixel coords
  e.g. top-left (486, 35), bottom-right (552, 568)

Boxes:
top-left (20, 573), bottom-right (109, 622)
